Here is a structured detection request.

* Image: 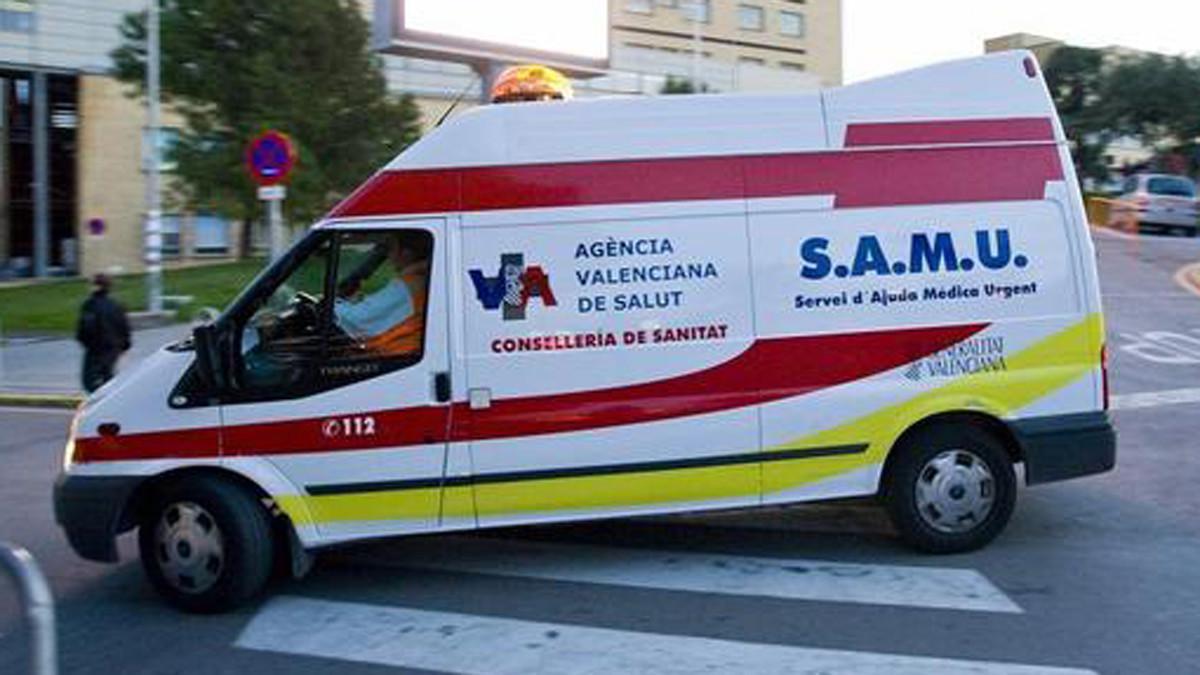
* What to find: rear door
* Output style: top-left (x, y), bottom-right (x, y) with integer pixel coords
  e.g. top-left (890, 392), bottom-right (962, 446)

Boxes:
top-left (220, 220), bottom-right (453, 541)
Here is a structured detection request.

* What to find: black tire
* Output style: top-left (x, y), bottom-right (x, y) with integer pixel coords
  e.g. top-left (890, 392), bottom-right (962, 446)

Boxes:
top-left (883, 424), bottom-right (1016, 554)
top-left (138, 475), bottom-right (275, 613)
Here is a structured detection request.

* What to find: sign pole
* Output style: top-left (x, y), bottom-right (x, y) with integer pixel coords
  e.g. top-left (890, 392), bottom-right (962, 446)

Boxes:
top-left (262, 187), bottom-right (286, 260)
top-left (145, 0), bottom-right (163, 312)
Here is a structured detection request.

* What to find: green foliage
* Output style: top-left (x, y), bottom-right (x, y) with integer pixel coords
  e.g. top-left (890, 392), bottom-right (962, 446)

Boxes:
top-left (0, 261), bottom-right (266, 334)
top-left (660, 75), bottom-right (710, 94)
top-left (1100, 54), bottom-right (1200, 145)
top-left (1043, 47), bottom-right (1111, 182)
top-left (111, 0), bottom-right (422, 234)
top-left (1044, 46), bottom-right (1200, 178)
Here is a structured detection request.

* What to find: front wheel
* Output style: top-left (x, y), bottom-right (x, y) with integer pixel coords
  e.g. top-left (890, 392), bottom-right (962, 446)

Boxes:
top-left (138, 476), bottom-right (275, 613)
top-left (883, 424), bottom-right (1016, 554)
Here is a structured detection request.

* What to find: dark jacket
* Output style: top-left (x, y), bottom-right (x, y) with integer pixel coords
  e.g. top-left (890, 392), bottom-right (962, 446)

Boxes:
top-left (76, 291), bottom-right (131, 355)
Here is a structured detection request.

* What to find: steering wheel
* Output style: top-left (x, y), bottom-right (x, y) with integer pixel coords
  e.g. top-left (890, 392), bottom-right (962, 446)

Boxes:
top-left (285, 291), bottom-right (321, 334)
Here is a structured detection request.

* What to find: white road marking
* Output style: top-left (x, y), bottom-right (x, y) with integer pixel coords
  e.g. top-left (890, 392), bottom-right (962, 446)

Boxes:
top-left (1176, 262), bottom-right (1200, 299)
top-left (351, 538), bottom-right (1022, 614)
top-left (1118, 331), bottom-right (1200, 364)
top-left (1111, 387), bottom-right (1200, 411)
top-left (237, 596), bottom-right (1095, 675)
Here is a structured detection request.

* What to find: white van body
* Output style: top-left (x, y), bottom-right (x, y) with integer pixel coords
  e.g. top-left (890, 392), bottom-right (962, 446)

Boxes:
top-left (56, 52), bottom-right (1115, 611)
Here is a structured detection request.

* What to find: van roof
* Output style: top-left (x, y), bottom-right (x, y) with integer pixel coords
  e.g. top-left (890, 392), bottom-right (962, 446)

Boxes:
top-left (385, 51), bottom-right (1062, 172)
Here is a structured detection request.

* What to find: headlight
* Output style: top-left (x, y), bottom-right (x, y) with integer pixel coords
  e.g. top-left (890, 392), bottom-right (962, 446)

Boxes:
top-left (62, 409), bottom-right (82, 471)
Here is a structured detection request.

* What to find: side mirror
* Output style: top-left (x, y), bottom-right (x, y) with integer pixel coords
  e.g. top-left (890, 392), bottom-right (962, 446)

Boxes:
top-left (193, 323), bottom-right (230, 395)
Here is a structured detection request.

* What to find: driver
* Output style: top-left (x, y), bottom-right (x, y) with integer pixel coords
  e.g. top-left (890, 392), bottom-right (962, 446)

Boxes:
top-left (334, 235), bottom-right (430, 356)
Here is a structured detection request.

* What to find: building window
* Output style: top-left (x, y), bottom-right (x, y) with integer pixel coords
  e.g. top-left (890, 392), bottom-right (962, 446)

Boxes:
top-left (658, 0), bottom-right (679, 6)
top-left (625, 0), bottom-right (654, 15)
top-left (779, 10), bottom-right (806, 38)
top-left (739, 56), bottom-right (765, 66)
top-left (685, 0), bottom-right (711, 23)
top-left (738, 5), bottom-right (765, 31)
top-left (0, 0), bottom-right (34, 33)
top-left (779, 61), bottom-right (806, 71)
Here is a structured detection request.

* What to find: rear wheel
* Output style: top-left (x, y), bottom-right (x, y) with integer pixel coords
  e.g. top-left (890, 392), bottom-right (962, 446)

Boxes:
top-left (883, 424), bottom-right (1016, 554)
top-left (138, 476), bottom-right (274, 613)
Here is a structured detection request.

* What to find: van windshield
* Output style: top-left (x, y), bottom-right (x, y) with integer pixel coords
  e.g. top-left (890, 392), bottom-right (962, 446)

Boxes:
top-left (1147, 176), bottom-right (1196, 198)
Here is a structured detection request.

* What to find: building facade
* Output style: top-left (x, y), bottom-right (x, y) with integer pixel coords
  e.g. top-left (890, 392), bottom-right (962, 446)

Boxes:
top-left (610, 0), bottom-right (841, 90)
top-left (1, 0), bottom-right (235, 278)
top-left (2, 1), bottom-right (844, 278)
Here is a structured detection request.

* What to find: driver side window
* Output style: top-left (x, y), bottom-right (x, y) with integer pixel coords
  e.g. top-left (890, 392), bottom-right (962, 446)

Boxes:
top-left (239, 237), bottom-right (332, 393)
top-left (233, 229), bottom-right (435, 401)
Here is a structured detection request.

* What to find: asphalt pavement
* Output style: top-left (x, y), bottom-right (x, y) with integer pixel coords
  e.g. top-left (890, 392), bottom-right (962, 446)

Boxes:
top-left (1, 228), bottom-right (1199, 674)
top-left (0, 324), bottom-right (192, 397)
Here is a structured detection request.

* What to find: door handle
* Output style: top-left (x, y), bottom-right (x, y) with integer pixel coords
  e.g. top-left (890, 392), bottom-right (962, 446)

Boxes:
top-left (433, 371), bottom-right (452, 403)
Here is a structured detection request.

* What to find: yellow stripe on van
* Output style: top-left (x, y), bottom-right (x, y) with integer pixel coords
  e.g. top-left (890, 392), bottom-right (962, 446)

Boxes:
top-left (762, 313), bottom-right (1103, 495)
top-left (277, 464), bottom-right (760, 525)
top-left (276, 314), bottom-right (1102, 527)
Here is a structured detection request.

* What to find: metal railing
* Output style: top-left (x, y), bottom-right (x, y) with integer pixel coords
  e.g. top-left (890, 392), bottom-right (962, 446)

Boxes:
top-left (1, 543), bottom-right (57, 675)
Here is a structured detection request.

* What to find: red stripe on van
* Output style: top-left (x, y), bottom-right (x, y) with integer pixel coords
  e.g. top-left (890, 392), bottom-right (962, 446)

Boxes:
top-left (746, 145), bottom-right (1062, 209)
top-left (328, 145), bottom-right (1063, 218)
top-left (458, 322), bottom-right (986, 442)
top-left (73, 323), bottom-right (984, 463)
top-left (844, 118), bottom-right (1056, 147)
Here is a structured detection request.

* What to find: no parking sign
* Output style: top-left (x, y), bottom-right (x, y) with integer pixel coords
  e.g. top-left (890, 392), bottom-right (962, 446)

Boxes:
top-left (246, 130), bottom-right (296, 259)
top-left (245, 130), bottom-right (297, 186)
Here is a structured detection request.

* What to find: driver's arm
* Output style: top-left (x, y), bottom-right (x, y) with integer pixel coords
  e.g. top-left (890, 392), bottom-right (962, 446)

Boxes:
top-left (334, 281), bottom-right (414, 338)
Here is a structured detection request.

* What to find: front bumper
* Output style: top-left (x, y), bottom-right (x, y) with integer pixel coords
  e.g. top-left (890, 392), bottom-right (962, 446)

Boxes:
top-left (53, 474), bottom-right (142, 563)
top-left (1012, 412), bottom-right (1117, 486)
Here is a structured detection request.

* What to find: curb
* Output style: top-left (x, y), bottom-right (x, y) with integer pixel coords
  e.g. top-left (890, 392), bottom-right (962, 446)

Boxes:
top-left (0, 393), bottom-right (83, 409)
top-left (1176, 262), bottom-right (1200, 299)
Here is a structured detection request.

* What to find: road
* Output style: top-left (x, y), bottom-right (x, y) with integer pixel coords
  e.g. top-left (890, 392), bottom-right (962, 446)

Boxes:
top-left (2, 229), bottom-right (1199, 674)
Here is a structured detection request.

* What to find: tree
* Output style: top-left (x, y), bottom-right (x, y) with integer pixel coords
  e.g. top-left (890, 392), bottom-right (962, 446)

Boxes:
top-left (112, 0), bottom-right (422, 255)
top-left (1043, 46), bottom-right (1109, 182)
top-left (1100, 54), bottom-right (1200, 155)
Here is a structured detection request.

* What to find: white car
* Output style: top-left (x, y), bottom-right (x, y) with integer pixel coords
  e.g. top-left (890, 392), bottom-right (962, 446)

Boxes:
top-left (1117, 173), bottom-right (1199, 237)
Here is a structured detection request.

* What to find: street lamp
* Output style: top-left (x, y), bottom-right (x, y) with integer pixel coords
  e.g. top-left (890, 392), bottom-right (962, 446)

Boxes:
top-left (145, 0), bottom-right (163, 313)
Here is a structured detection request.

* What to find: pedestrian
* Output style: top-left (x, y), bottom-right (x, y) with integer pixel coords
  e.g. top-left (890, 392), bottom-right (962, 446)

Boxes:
top-left (76, 273), bottom-right (131, 393)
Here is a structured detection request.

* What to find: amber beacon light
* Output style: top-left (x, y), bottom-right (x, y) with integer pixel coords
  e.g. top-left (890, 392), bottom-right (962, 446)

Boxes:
top-left (490, 64), bottom-right (574, 104)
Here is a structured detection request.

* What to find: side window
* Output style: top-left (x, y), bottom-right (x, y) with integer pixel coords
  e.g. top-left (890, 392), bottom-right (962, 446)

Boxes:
top-left (1123, 176), bottom-right (1139, 195)
top-left (327, 230), bottom-right (433, 373)
top-left (239, 236), bottom-right (332, 393)
top-left (233, 229), bottom-right (434, 400)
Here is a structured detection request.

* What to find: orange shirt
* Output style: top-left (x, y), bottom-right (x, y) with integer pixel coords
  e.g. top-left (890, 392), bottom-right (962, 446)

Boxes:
top-left (364, 261), bottom-right (428, 357)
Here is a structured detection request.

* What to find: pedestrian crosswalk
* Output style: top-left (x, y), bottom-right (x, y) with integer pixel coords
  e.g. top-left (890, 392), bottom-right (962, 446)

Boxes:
top-left (238, 597), bottom-right (1093, 675)
top-left (346, 537), bottom-right (1023, 613)
top-left (235, 537), bottom-right (1097, 674)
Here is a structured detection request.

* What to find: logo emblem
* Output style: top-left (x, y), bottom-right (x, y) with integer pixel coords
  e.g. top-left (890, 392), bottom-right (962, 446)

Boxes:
top-left (321, 418), bottom-right (341, 438)
top-left (469, 253), bottom-right (558, 321)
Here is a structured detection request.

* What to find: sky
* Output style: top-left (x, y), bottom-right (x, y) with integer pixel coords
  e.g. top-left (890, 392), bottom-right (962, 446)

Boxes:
top-left (844, 0), bottom-right (1200, 83)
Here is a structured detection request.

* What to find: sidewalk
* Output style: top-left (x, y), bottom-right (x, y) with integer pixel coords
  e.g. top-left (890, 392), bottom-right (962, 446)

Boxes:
top-left (0, 324), bottom-right (193, 400)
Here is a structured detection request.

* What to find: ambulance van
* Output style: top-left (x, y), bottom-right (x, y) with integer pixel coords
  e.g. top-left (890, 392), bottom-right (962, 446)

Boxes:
top-left (55, 52), bottom-right (1115, 612)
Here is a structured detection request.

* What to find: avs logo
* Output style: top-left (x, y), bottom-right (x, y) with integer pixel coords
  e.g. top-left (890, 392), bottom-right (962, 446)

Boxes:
top-left (469, 253), bottom-right (558, 321)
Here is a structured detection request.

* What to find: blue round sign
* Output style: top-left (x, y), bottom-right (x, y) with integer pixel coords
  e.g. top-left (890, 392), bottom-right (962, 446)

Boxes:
top-left (246, 131), bottom-right (296, 186)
